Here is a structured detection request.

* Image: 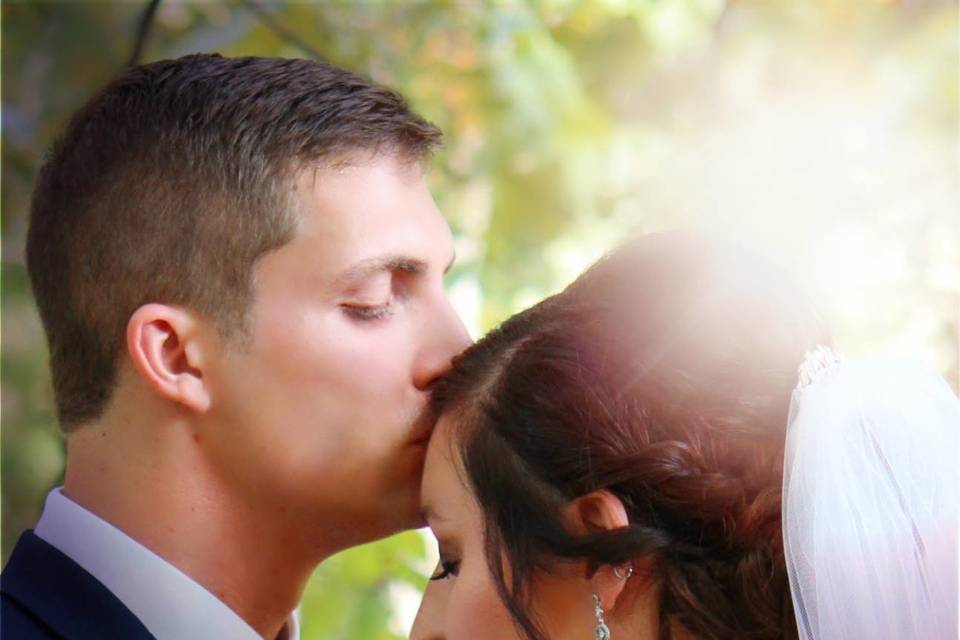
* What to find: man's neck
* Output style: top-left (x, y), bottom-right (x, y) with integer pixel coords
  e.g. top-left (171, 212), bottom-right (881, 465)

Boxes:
top-left (64, 417), bottom-right (319, 640)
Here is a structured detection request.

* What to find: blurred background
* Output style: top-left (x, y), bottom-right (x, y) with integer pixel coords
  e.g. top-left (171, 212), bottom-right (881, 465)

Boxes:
top-left (2, 1), bottom-right (957, 638)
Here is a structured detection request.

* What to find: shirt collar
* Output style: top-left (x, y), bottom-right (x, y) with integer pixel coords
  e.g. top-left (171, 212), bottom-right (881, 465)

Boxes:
top-left (34, 487), bottom-right (300, 640)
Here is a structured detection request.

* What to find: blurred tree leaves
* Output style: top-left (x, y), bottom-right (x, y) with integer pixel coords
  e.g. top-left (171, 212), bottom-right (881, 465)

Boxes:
top-left (2, 1), bottom-right (957, 638)
top-left (299, 529), bottom-right (428, 640)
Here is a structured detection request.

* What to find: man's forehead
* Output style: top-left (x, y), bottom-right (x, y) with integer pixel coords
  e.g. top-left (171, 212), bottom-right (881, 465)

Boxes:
top-left (296, 151), bottom-right (424, 188)
top-left (280, 154), bottom-right (452, 277)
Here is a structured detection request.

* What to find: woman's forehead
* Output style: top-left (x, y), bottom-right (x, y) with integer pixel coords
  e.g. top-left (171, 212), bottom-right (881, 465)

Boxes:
top-left (420, 416), bottom-right (473, 526)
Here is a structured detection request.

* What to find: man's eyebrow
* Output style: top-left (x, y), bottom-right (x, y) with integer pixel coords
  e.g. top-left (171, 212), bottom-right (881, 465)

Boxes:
top-left (335, 251), bottom-right (457, 287)
top-left (334, 255), bottom-right (426, 287)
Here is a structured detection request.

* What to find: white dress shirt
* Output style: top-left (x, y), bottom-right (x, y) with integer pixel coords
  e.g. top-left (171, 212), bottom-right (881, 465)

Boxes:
top-left (34, 487), bottom-right (300, 640)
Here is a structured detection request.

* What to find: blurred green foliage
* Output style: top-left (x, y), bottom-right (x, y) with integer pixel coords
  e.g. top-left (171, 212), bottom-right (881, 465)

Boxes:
top-left (3, 1), bottom-right (957, 637)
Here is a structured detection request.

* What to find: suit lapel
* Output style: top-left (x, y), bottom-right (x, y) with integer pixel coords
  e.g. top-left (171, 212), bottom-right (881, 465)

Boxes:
top-left (1, 531), bottom-right (154, 640)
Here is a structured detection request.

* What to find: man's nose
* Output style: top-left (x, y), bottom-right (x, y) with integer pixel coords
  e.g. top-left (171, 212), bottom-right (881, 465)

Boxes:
top-left (413, 295), bottom-right (472, 392)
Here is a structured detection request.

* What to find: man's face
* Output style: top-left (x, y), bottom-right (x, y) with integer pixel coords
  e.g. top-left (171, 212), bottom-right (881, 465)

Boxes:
top-left (203, 154), bottom-right (470, 551)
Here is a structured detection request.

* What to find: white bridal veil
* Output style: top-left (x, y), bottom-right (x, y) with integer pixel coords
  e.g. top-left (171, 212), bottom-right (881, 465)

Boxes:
top-left (782, 349), bottom-right (959, 640)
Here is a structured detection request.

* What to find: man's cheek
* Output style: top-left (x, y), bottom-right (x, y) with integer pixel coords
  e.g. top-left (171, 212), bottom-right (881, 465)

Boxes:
top-left (350, 346), bottom-right (411, 386)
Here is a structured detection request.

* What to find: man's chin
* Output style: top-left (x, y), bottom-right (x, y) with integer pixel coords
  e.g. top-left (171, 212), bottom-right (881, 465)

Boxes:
top-left (386, 487), bottom-right (428, 533)
top-left (316, 454), bottom-right (427, 550)
top-left (351, 484), bottom-right (425, 545)
top-left (342, 513), bottom-right (423, 552)
top-left (388, 481), bottom-right (429, 533)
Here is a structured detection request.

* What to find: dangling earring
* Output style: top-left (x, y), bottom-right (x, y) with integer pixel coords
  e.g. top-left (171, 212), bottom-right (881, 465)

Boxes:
top-left (592, 593), bottom-right (611, 640)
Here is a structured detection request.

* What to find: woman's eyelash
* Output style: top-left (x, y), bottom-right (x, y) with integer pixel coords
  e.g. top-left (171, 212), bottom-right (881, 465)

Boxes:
top-left (429, 559), bottom-right (460, 581)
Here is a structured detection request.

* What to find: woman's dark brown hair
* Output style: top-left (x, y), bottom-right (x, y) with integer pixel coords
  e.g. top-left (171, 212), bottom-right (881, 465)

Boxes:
top-left (431, 233), bottom-right (830, 639)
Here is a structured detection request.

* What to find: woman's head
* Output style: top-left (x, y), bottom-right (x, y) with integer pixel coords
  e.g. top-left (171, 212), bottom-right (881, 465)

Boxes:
top-left (412, 232), bottom-right (829, 640)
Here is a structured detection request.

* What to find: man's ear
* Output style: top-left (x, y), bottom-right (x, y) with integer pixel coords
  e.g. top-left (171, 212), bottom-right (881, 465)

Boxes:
top-left (126, 303), bottom-right (213, 414)
top-left (564, 490), bottom-right (634, 612)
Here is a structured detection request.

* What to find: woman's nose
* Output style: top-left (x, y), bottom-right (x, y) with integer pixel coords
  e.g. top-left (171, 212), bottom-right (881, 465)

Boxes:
top-left (409, 580), bottom-right (446, 640)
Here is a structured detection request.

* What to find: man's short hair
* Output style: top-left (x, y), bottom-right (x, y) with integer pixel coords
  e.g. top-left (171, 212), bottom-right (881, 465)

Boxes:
top-left (26, 53), bottom-right (442, 430)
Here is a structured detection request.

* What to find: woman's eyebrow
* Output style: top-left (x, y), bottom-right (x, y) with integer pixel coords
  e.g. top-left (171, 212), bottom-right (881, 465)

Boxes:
top-left (421, 503), bottom-right (446, 524)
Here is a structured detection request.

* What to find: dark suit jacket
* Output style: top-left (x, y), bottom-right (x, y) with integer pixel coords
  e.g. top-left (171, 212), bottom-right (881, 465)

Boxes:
top-left (1, 530), bottom-right (154, 639)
